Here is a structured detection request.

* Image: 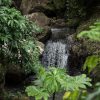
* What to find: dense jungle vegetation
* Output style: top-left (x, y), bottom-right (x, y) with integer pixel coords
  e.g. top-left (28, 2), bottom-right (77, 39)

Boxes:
top-left (0, 0), bottom-right (100, 100)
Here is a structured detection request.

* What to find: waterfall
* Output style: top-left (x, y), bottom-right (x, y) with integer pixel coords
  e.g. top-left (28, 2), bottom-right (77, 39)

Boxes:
top-left (42, 40), bottom-right (69, 68)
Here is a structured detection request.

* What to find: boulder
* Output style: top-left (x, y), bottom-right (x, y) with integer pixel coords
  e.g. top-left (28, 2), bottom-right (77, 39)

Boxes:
top-left (26, 12), bottom-right (51, 41)
top-left (27, 12), bottom-right (50, 26)
top-left (19, 0), bottom-right (49, 14)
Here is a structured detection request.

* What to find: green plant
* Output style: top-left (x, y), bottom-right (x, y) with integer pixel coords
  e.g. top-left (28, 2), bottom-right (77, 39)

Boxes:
top-left (63, 90), bottom-right (87, 100)
top-left (26, 67), bottom-right (91, 100)
top-left (77, 21), bottom-right (100, 74)
top-left (77, 21), bottom-right (100, 41)
top-left (63, 83), bottom-right (100, 100)
top-left (77, 21), bottom-right (100, 100)
top-left (86, 83), bottom-right (100, 100)
top-left (0, 0), bottom-right (12, 6)
top-left (0, 0), bottom-right (42, 74)
top-left (83, 55), bottom-right (100, 73)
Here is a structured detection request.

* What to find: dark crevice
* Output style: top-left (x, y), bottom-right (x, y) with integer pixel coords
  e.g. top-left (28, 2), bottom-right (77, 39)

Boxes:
top-left (5, 73), bottom-right (25, 87)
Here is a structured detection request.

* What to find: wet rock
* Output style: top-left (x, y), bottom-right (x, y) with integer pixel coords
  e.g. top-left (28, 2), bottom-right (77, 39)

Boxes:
top-left (50, 19), bottom-right (66, 27)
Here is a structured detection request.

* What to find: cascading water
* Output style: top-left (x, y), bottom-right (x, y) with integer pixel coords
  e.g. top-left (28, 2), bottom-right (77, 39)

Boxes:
top-left (42, 40), bottom-right (68, 68)
top-left (42, 28), bottom-right (69, 68)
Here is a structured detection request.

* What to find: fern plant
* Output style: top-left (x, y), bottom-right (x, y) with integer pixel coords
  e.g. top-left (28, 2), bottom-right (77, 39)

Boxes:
top-left (77, 21), bottom-right (100, 41)
top-left (26, 67), bottom-right (91, 100)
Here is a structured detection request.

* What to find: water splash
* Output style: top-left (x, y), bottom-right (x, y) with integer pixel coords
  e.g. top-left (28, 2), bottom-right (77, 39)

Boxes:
top-left (42, 40), bottom-right (69, 68)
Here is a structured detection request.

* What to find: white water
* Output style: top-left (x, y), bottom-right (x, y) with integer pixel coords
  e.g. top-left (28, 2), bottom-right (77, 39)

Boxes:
top-left (42, 40), bottom-right (69, 68)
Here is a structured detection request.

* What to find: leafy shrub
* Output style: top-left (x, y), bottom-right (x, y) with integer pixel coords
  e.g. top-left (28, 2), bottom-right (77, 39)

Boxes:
top-left (0, 0), bottom-right (42, 74)
top-left (0, 0), bottom-right (12, 6)
top-left (26, 67), bottom-right (91, 100)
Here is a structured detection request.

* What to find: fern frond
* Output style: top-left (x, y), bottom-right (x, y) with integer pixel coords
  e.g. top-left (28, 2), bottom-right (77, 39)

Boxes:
top-left (77, 21), bottom-right (100, 41)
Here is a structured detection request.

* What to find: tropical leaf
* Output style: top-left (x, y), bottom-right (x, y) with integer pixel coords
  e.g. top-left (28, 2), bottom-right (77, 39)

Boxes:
top-left (83, 55), bottom-right (100, 73)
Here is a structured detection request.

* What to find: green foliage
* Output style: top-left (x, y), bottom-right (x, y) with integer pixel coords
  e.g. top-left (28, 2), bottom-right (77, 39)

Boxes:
top-left (25, 86), bottom-right (49, 100)
top-left (0, 1), bottom-right (42, 74)
top-left (77, 21), bottom-right (100, 41)
top-left (83, 55), bottom-right (100, 73)
top-left (63, 90), bottom-right (87, 100)
top-left (63, 74), bottom-right (91, 91)
top-left (86, 83), bottom-right (100, 100)
top-left (26, 67), bottom-right (91, 100)
top-left (66, 0), bottom-right (86, 19)
top-left (63, 83), bottom-right (100, 100)
top-left (0, 0), bottom-right (12, 6)
top-left (77, 21), bottom-right (100, 100)
top-left (78, 21), bottom-right (100, 73)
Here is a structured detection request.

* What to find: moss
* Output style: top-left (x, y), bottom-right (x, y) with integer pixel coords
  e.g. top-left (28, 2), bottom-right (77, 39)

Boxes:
top-left (66, 18), bottom-right (80, 27)
top-left (53, 0), bottom-right (66, 9)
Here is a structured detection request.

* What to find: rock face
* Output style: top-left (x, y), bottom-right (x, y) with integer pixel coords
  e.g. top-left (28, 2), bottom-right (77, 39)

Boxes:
top-left (67, 13), bottom-right (100, 74)
top-left (20, 0), bottom-right (49, 14)
top-left (0, 64), bottom-right (6, 99)
top-left (26, 12), bottom-right (51, 41)
top-left (5, 64), bottom-right (25, 85)
top-left (14, 0), bottom-right (66, 17)
top-left (27, 12), bottom-right (50, 27)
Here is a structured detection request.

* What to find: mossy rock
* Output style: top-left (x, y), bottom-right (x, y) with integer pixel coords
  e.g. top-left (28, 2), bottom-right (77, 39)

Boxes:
top-left (53, 0), bottom-right (66, 9)
top-left (66, 18), bottom-right (80, 27)
top-left (69, 33), bottom-right (100, 57)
